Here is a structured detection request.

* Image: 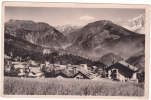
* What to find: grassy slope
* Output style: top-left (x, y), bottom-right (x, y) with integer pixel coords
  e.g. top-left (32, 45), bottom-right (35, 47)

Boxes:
top-left (4, 77), bottom-right (144, 96)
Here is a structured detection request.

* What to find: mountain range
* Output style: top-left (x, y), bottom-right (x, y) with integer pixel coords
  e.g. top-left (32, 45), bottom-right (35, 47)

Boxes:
top-left (4, 18), bottom-right (145, 72)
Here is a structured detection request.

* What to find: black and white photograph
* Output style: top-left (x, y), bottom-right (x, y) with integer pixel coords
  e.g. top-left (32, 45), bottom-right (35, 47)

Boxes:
top-left (1, 2), bottom-right (150, 98)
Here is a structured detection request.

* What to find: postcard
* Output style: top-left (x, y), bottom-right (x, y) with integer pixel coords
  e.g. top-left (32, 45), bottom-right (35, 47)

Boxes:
top-left (1, 2), bottom-right (150, 99)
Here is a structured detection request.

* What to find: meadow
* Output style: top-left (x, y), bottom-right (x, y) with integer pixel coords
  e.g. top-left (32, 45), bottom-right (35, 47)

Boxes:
top-left (4, 77), bottom-right (144, 96)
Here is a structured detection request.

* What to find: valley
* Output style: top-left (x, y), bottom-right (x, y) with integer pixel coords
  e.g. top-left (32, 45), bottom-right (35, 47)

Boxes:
top-left (4, 18), bottom-right (145, 74)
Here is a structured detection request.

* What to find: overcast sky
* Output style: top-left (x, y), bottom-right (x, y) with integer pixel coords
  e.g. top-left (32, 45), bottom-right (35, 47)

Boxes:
top-left (5, 7), bottom-right (145, 26)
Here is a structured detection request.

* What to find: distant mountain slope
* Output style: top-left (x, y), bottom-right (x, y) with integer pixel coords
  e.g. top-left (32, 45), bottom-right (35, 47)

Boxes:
top-left (67, 20), bottom-right (145, 60)
top-left (126, 51), bottom-right (145, 72)
top-left (99, 53), bottom-right (124, 66)
top-left (67, 20), bottom-right (137, 45)
top-left (5, 19), bottom-right (68, 48)
top-left (55, 24), bottom-right (81, 36)
top-left (5, 34), bottom-right (43, 53)
top-left (103, 34), bottom-right (145, 58)
top-left (134, 26), bottom-right (145, 34)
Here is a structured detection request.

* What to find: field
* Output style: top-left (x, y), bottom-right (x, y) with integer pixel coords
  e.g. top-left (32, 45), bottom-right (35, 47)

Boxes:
top-left (4, 77), bottom-right (144, 96)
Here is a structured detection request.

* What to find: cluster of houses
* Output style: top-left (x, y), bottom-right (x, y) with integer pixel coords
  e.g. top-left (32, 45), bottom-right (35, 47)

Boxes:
top-left (4, 54), bottom-right (139, 83)
top-left (5, 58), bottom-right (95, 79)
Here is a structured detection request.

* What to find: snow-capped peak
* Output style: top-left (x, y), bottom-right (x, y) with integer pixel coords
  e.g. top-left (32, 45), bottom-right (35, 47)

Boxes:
top-left (55, 24), bottom-right (82, 36)
top-left (115, 14), bottom-right (145, 34)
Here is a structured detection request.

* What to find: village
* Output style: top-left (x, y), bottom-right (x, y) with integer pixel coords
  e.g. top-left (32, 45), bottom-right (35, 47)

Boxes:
top-left (4, 49), bottom-right (140, 83)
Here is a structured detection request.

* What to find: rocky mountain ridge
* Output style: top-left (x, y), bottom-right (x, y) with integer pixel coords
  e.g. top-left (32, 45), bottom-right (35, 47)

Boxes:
top-left (66, 20), bottom-right (144, 60)
top-left (5, 19), bottom-right (68, 49)
top-left (115, 14), bottom-right (145, 34)
top-left (55, 24), bottom-right (81, 36)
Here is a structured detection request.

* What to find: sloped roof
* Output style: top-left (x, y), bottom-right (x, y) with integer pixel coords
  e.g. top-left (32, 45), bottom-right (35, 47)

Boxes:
top-left (29, 67), bottom-right (41, 73)
top-left (13, 62), bottom-right (27, 69)
top-left (14, 64), bottom-right (25, 69)
top-left (107, 61), bottom-right (138, 72)
top-left (28, 72), bottom-right (44, 77)
top-left (59, 65), bottom-right (67, 68)
top-left (72, 70), bottom-right (94, 79)
top-left (118, 61), bottom-right (138, 71)
top-left (12, 62), bottom-right (26, 65)
top-left (55, 70), bottom-right (73, 78)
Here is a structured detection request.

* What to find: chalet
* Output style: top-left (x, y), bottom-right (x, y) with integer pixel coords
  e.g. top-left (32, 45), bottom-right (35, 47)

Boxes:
top-left (54, 64), bottom-right (94, 79)
top-left (55, 70), bottom-right (73, 79)
top-left (45, 61), bottom-right (51, 66)
top-left (105, 61), bottom-right (138, 82)
top-left (12, 62), bottom-right (28, 77)
top-left (70, 64), bottom-right (89, 73)
top-left (12, 62), bottom-right (27, 69)
top-left (53, 65), bottom-right (66, 71)
top-left (58, 65), bottom-right (67, 70)
top-left (30, 60), bottom-right (37, 67)
top-left (28, 67), bottom-right (44, 78)
top-left (66, 64), bottom-right (73, 71)
top-left (72, 71), bottom-right (94, 79)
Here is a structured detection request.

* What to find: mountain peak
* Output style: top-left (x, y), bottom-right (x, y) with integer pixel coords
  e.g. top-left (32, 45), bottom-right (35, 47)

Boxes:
top-left (85, 20), bottom-right (112, 27)
top-left (115, 14), bottom-right (145, 34)
top-left (66, 19), bottom-right (144, 60)
top-left (55, 24), bottom-right (81, 36)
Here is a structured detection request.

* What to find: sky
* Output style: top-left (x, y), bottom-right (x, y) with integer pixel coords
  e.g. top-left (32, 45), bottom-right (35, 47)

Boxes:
top-left (5, 7), bottom-right (145, 26)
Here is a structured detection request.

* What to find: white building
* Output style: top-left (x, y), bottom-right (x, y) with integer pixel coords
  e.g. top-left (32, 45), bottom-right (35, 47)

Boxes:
top-left (43, 49), bottom-right (51, 55)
